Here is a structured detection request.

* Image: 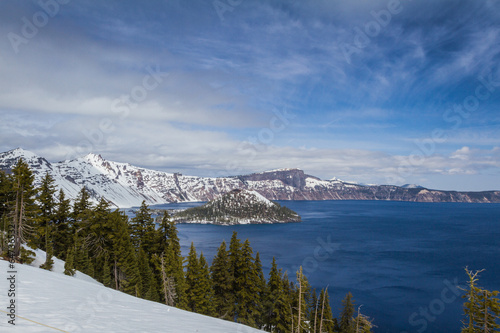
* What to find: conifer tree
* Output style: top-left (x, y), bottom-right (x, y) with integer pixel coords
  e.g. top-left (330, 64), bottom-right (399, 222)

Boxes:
top-left (10, 158), bottom-right (38, 258)
top-left (234, 239), bottom-right (260, 327)
top-left (130, 200), bottom-right (155, 249)
top-left (461, 268), bottom-right (500, 332)
top-left (53, 189), bottom-right (72, 259)
top-left (40, 244), bottom-right (54, 271)
top-left (228, 231), bottom-right (242, 318)
top-left (339, 292), bottom-right (356, 333)
top-left (210, 240), bottom-right (234, 320)
top-left (185, 244), bottom-right (215, 315)
top-left (265, 257), bottom-right (292, 332)
top-left (255, 252), bottom-right (267, 329)
top-left (102, 254), bottom-right (112, 287)
top-left (137, 247), bottom-right (152, 298)
top-left (36, 172), bottom-right (56, 251)
top-left (73, 187), bottom-right (93, 223)
top-left (354, 311), bottom-right (374, 333)
top-left (164, 215), bottom-right (186, 308)
top-left (84, 198), bottom-right (114, 258)
top-left (0, 170), bottom-right (13, 219)
top-left (198, 252), bottom-right (215, 316)
top-left (110, 211), bottom-right (140, 294)
top-left (293, 266), bottom-right (312, 333)
top-left (64, 247), bottom-right (76, 276)
top-left (317, 288), bottom-right (336, 333)
top-left (185, 242), bottom-right (201, 312)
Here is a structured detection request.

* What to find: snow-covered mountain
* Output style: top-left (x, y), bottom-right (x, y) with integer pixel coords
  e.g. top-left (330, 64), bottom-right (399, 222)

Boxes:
top-left (174, 189), bottom-right (301, 225)
top-left (0, 257), bottom-right (263, 333)
top-left (1, 148), bottom-right (499, 207)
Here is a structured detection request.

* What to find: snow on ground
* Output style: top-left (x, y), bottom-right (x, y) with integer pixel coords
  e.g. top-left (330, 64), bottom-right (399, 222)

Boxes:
top-left (25, 246), bottom-right (99, 286)
top-left (0, 257), bottom-right (263, 332)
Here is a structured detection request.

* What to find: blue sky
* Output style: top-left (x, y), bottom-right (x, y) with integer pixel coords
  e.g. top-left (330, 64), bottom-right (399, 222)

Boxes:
top-left (0, 0), bottom-right (499, 190)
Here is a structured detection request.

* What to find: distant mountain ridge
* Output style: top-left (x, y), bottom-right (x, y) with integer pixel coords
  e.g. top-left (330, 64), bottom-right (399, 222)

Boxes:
top-left (1, 148), bottom-right (499, 207)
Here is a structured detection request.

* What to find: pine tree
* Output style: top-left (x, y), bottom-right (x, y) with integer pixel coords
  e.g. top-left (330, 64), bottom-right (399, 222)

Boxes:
top-left (84, 198), bottom-right (113, 258)
top-left (0, 170), bottom-right (14, 219)
top-left (53, 189), bottom-right (72, 259)
top-left (293, 266), bottom-right (312, 333)
top-left (164, 215), bottom-right (186, 308)
top-left (157, 253), bottom-right (176, 306)
top-left (40, 244), bottom-right (54, 271)
top-left (102, 254), bottom-right (112, 287)
top-left (198, 252), bottom-right (215, 316)
top-left (317, 288), bottom-right (336, 333)
top-left (354, 311), bottom-right (374, 333)
top-left (130, 200), bottom-right (155, 249)
top-left (254, 252), bottom-right (267, 329)
top-left (339, 292), bottom-right (356, 333)
top-left (64, 247), bottom-right (76, 276)
top-left (10, 158), bottom-right (38, 258)
top-left (234, 239), bottom-right (260, 327)
top-left (137, 247), bottom-right (152, 298)
top-left (210, 240), bottom-right (234, 320)
top-left (228, 231), bottom-right (242, 318)
top-left (36, 172), bottom-right (56, 251)
top-left (265, 257), bottom-right (292, 333)
top-left (185, 242), bottom-right (200, 312)
top-left (461, 267), bottom-right (500, 332)
top-left (110, 211), bottom-right (140, 294)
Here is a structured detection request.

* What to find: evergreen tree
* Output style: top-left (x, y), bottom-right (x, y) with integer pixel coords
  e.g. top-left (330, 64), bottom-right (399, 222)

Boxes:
top-left (254, 252), bottom-right (267, 329)
top-left (265, 257), bottom-right (292, 333)
top-left (53, 189), bottom-right (72, 259)
top-left (317, 288), bottom-right (336, 333)
top-left (72, 187), bottom-right (93, 252)
top-left (234, 239), bottom-right (260, 327)
top-left (110, 211), bottom-right (140, 294)
top-left (164, 214), bottom-right (186, 308)
top-left (461, 268), bottom-right (500, 332)
top-left (36, 172), bottom-right (56, 251)
top-left (0, 170), bottom-right (13, 219)
top-left (137, 247), bottom-right (152, 298)
top-left (39, 244), bottom-right (54, 271)
top-left (10, 158), bottom-right (38, 258)
top-left (85, 198), bottom-right (114, 258)
top-left (339, 292), bottom-right (356, 333)
top-left (64, 247), bottom-right (76, 276)
top-left (129, 200), bottom-right (155, 249)
top-left (185, 242), bottom-right (200, 312)
top-left (198, 252), bottom-right (215, 316)
top-left (210, 240), bottom-right (234, 320)
top-left (185, 244), bottom-right (214, 315)
top-left (102, 254), bottom-right (112, 287)
top-left (228, 231), bottom-right (242, 318)
top-left (354, 311), bottom-right (374, 333)
top-left (293, 266), bottom-right (312, 333)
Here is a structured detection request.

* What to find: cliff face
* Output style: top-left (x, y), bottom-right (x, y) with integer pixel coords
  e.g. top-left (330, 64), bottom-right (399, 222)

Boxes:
top-left (1, 148), bottom-right (499, 207)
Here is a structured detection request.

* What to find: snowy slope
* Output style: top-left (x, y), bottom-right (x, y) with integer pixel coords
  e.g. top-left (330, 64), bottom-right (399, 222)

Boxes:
top-left (0, 259), bottom-right (263, 333)
top-left (2, 148), bottom-right (499, 206)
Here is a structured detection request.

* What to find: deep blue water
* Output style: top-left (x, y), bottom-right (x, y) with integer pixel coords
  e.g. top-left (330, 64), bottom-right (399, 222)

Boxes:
top-left (150, 200), bottom-right (500, 333)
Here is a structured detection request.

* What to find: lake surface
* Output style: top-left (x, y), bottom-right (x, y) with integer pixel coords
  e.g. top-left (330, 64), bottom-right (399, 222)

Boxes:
top-left (150, 200), bottom-right (500, 333)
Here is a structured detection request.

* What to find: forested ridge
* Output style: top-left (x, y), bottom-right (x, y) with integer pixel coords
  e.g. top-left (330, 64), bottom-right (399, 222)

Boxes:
top-left (174, 189), bottom-right (301, 224)
top-left (1, 158), bottom-right (499, 332)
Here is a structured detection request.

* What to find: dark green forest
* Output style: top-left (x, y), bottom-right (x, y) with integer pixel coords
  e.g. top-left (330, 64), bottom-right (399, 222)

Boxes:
top-left (1, 158), bottom-right (499, 332)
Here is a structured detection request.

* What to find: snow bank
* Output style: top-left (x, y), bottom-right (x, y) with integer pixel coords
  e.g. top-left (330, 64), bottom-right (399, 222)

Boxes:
top-left (0, 259), bottom-right (263, 332)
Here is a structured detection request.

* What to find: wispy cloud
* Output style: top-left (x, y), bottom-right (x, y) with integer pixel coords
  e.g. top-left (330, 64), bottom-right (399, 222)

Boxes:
top-left (0, 0), bottom-right (499, 191)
